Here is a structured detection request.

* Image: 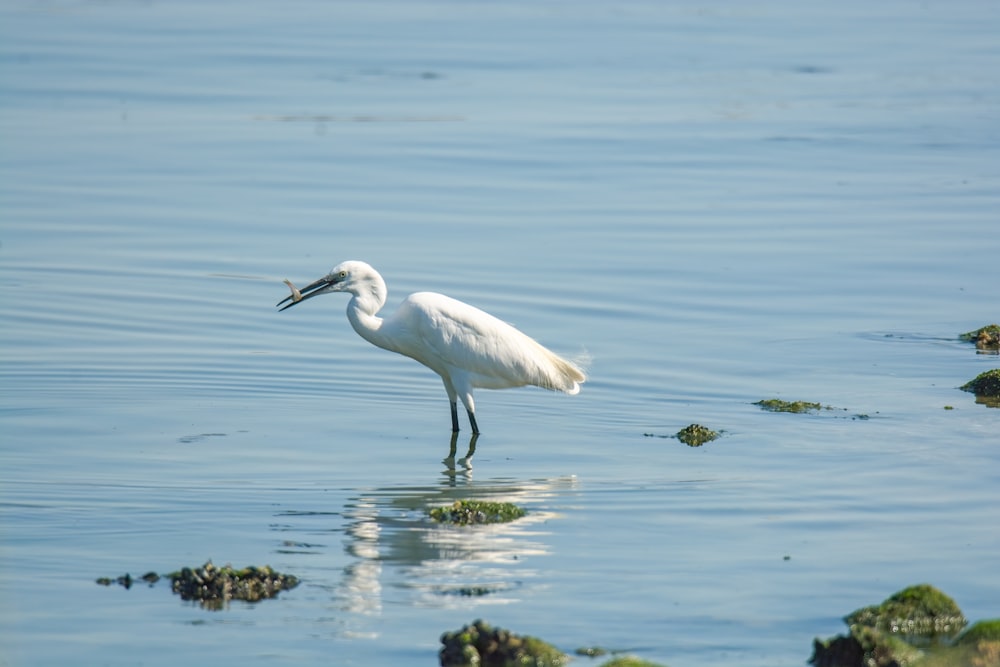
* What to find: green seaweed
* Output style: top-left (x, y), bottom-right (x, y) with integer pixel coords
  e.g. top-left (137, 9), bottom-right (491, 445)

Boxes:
top-left (429, 500), bottom-right (526, 525)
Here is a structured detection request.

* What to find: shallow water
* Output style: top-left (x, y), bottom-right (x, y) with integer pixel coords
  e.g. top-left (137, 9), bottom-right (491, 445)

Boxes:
top-left (1, 1), bottom-right (999, 666)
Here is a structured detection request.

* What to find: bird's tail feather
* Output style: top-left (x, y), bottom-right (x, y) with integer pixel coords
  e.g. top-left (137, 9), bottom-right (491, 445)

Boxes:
top-left (538, 346), bottom-right (587, 395)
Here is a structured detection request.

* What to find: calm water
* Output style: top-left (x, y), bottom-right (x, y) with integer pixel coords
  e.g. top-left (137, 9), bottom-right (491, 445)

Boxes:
top-left (1, 2), bottom-right (998, 666)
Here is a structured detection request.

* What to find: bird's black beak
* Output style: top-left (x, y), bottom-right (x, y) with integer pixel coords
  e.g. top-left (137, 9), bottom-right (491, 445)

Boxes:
top-left (276, 275), bottom-right (334, 311)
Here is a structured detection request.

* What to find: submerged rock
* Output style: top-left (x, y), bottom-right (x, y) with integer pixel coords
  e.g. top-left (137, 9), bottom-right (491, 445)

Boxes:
top-left (95, 574), bottom-right (134, 589)
top-left (675, 423), bottom-right (719, 447)
top-left (168, 561), bottom-right (298, 609)
top-left (95, 572), bottom-right (160, 589)
top-left (436, 583), bottom-right (510, 598)
top-left (97, 563), bottom-right (297, 610)
top-left (596, 658), bottom-right (668, 667)
top-left (754, 398), bottom-right (826, 413)
top-left (429, 500), bottom-right (526, 525)
top-left (440, 619), bottom-right (567, 667)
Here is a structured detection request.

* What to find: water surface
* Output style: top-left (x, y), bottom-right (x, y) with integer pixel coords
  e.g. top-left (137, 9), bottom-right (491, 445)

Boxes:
top-left (1, 2), bottom-right (998, 666)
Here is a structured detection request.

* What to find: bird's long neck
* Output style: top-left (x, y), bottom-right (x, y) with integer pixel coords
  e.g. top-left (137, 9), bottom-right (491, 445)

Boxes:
top-left (345, 279), bottom-right (396, 352)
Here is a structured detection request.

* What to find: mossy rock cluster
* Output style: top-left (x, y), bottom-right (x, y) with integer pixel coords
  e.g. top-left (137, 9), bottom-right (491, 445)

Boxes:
top-left (810, 584), bottom-right (1000, 667)
top-left (439, 619), bottom-right (568, 667)
top-left (675, 423), bottom-right (719, 447)
top-left (168, 561), bottom-right (298, 609)
top-left (812, 625), bottom-right (923, 667)
top-left (439, 621), bottom-right (673, 667)
top-left (429, 500), bottom-right (526, 525)
top-left (919, 620), bottom-right (1000, 667)
top-left (955, 620), bottom-right (1000, 644)
top-left (595, 658), bottom-right (668, 667)
top-left (961, 369), bottom-right (1000, 398)
top-left (960, 324), bottom-right (1000, 351)
top-left (755, 398), bottom-right (826, 413)
top-left (845, 584), bottom-right (966, 644)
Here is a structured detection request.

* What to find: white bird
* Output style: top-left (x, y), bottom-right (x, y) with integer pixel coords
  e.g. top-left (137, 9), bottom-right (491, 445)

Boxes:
top-left (277, 261), bottom-right (586, 434)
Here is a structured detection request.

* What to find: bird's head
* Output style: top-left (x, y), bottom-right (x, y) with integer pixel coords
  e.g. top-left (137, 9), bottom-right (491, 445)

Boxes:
top-left (276, 261), bottom-right (382, 311)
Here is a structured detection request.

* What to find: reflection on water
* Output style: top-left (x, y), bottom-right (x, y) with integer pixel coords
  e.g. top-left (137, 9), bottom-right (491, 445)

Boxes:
top-left (276, 447), bottom-right (578, 638)
top-left (342, 498), bottom-right (383, 621)
top-left (443, 432), bottom-right (478, 473)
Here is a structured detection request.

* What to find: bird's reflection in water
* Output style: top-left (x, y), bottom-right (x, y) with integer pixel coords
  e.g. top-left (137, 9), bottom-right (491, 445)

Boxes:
top-left (333, 449), bottom-right (577, 637)
top-left (341, 497), bottom-right (383, 621)
top-left (443, 432), bottom-right (478, 475)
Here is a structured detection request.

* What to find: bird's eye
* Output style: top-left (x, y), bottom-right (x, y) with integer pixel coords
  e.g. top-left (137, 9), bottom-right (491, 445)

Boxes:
top-left (338, 271), bottom-right (348, 279)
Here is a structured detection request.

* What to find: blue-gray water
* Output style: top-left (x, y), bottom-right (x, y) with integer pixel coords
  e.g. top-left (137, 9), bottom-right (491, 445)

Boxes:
top-left (1, 2), bottom-right (998, 666)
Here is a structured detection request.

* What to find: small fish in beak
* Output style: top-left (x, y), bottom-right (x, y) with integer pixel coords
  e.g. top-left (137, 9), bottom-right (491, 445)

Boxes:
top-left (282, 279), bottom-right (303, 303)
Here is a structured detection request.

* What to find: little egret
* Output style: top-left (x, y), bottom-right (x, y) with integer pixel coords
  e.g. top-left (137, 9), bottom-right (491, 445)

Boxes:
top-left (277, 261), bottom-right (586, 434)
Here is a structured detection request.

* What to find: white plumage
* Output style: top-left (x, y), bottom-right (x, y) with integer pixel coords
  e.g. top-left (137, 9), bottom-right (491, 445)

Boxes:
top-left (277, 260), bottom-right (586, 433)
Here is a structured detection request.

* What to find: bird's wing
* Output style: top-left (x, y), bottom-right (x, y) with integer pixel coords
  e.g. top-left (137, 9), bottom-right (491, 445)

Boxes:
top-left (390, 292), bottom-right (582, 392)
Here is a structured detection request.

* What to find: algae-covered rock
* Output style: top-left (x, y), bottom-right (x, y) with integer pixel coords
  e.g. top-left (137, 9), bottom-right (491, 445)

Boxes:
top-left (915, 620), bottom-right (1000, 667)
top-left (98, 562), bottom-right (299, 610)
top-left (168, 561), bottom-right (298, 609)
top-left (921, 643), bottom-right (1000, 667)
top-left (810, 633), bottom-right (864, 667)
top-left (930, 620), bottom-right (1000, 667)
top-left (960, 324), bottom-right (1000, 351)
top-left (957, 620), bottom-right (1000, 645)
top-left (597, 657), bottom-right (669, 667)
top-left (754, 399), bottom-right (826, 413)
top-left (811, 584), bottom-right (970, 667)
top-left (439, 619), bottom-right (567, 667)
top-left (429, 500), bottom-right (526, 525)
top-left (438, 584), bottom-right (505, 598)
top-left (961, 369), bottom-right (1000, 400)
top-left (970, 641), bottom-right (1000, 667)
top-left (675, 423), bottom-right (719, 447)
top-left (845, 584), bottom-right (966, 644)
top-left (811, 625), bottom-right (924, 667)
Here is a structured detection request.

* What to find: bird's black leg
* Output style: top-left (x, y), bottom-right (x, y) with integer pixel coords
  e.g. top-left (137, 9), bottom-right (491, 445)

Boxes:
top-left (450, 402), bottom-right (460, 432)
top-left (467, 410), bottom-right (480, 435)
